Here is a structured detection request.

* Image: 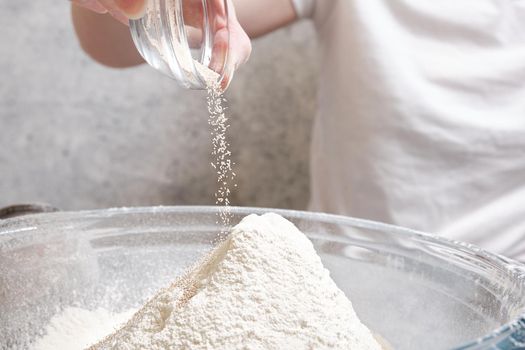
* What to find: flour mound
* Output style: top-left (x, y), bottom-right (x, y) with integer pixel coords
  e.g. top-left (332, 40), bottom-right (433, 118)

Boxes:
top-left (90, 213), bottom-right (381, 350)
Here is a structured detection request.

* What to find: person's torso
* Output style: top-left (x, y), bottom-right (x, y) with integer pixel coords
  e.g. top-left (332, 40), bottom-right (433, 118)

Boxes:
top-left (308, 0), bottom-right (525, 260)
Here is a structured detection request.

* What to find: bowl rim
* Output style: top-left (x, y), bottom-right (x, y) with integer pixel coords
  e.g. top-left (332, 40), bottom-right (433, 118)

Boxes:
top-left (1, 205), bottom-right (524, 349)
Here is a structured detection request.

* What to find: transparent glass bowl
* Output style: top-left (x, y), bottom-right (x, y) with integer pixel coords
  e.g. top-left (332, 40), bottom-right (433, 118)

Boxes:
top-left (1, 206), bottom-right (524, 349)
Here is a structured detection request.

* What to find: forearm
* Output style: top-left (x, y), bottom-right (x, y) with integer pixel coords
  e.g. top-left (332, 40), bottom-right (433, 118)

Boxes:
top-left (71, 5), bottom-right (144, 68)
top-left (233, 0), bottom-right (297, 38)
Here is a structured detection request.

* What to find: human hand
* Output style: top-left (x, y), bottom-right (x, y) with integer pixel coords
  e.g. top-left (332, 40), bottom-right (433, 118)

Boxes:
top-left (70, 0), bottom-right (146, 24)
top-left (156, 0), bottom-right (251, 89)
top-left (70, 0), bottom-right (251, 89)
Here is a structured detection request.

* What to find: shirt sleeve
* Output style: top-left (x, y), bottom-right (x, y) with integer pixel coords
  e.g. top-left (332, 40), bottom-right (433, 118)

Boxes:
top-left (291, 0), bottom-right (315, 18)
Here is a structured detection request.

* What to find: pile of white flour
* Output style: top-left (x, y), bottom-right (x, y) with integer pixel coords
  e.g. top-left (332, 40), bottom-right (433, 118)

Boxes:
top-left (33, 214), bottom-right (382, 349)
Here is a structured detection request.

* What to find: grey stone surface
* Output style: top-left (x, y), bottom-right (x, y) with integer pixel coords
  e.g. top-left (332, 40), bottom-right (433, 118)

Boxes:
top-left (0, 1), bottom-right (318, 211)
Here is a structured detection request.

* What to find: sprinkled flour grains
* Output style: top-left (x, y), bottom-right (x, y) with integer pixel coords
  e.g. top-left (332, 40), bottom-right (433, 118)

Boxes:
top-left (205, 77), bottom-right (236, 237)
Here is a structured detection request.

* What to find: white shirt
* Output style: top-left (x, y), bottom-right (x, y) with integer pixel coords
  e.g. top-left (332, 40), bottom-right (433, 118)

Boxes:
top-left (292, 0), bottom-right (525, 261)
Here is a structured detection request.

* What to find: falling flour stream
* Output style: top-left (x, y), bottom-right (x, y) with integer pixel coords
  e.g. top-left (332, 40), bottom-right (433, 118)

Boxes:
top-left (203, 71), bottom-right (236, 236)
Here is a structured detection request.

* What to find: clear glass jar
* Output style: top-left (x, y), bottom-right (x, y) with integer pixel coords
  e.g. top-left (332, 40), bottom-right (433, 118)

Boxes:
top-left (129, 0), bottom-right (230, 89)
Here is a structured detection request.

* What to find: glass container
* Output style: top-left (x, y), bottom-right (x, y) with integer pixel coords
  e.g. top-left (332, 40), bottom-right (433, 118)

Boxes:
top-left (1, 206), bottom-right (524, 349)
top-left (129, 0), bottom-right (229, 89)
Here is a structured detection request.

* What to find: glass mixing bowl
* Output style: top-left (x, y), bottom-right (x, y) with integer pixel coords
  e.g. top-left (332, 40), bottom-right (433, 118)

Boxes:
top-left (1, 206), bottom-right (524, 350)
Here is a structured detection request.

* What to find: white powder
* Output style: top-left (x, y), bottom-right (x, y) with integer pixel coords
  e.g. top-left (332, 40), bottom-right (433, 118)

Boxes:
top-left (87, 213), bottom-right (382, 349)
top-left (32, 308), bottom-right (134, 350)
top-left (195, 62), bottom-right (237, 237)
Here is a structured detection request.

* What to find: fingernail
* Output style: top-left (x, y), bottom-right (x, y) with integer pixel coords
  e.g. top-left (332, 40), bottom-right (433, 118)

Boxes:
top-left (114, 0), bottom-right (147, 19)
top-left (220, 64), bottom-right (235, 91)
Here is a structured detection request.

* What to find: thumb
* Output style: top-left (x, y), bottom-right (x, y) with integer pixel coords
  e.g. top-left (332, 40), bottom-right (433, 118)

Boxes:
top-left (113, 0), bottom-right (147, 19)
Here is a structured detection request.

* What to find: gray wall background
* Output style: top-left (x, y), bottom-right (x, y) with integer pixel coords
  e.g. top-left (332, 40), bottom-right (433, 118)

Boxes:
top-left (0, 1), bottom-right (318, 211)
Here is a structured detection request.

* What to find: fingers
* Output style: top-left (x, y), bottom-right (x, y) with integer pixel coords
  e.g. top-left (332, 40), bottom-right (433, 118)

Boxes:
top-left (226, 0), bottom-right (251, 69)
top-left (209, 27), bottom-right (229, 74)
top-left (219, 27), bottom-right (250, 91)
top-left (208, 0), bottom-right (251, 90)
top-left (220, 63), bottom-right (235, 91)
top-left (229, 23), bottom-right (252, 69)
top-left (209, 29), bottom-right (230, 90)
top-left (213, 36), bottom-right (250, 91)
